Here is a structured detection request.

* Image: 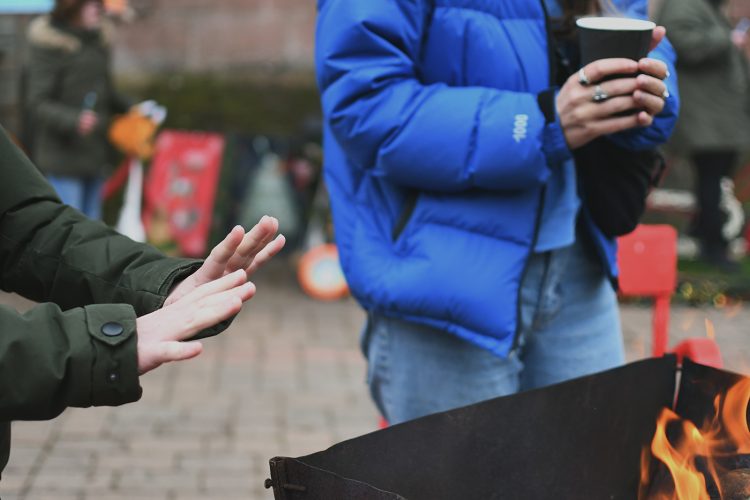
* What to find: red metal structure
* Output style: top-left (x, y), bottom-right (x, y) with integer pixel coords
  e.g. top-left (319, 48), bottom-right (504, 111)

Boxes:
top-left (617, 224), bottom-right (723, 368)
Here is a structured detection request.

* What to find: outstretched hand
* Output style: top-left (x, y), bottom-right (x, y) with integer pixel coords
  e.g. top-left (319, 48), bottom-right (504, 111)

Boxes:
top-left (136, 270), bottom-right (255, 374)
top-left (137, 217), bottom-right (285, 375)
top-left (164, 216), bottom-right (286, 307)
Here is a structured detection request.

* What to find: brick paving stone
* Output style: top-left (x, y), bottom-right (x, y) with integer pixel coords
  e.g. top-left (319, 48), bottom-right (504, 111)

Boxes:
top-left (76, 468), bottom-right (117, 491)
top-left (2, 444), bottom-right (41, 469)
top-left (26, 469), bottom-right (88, 493)
top-left (95, 453), bottom-right (176, 471)
top-left (1, 266), bottom-right (750, 500)
top-left (0, 472), bottom-right (27, 495)
top-left (21, 494), bottom-right (82, 500)
top-left (176, 496), bottom-right (253, 500)
top-left (177, 452), bottom-right (254, 474)
top-left (127, 437), bottom-right (204, 455)
top-left (113, 469), bottom-right (199, 495)
top-left (201, 471), bottom-right (256, 495)
top-left (38, 451), bottom-right (95, 473)
top-left (84, 495), bottom-right (168, 500)
top-left (9, 420), bottom-right (57, 446)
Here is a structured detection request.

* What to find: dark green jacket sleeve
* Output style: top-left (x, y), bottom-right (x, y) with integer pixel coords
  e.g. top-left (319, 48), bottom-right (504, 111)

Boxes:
top-left (0, 302), bottom-right (140, 420)
top-left (0, 127), bottom-right (232, 420)
top-left (0, 126), bottom-right (201, 314)
top-left (0, 127), bottom-right (235, 337)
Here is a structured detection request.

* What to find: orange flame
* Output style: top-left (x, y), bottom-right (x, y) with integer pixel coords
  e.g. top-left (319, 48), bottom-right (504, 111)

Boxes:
top-left (720, 379), bottom-right (750, 454)
top-left (647, 408), bottom-right (709, 500)
top-left (642, 378), bottom-right (750, 499)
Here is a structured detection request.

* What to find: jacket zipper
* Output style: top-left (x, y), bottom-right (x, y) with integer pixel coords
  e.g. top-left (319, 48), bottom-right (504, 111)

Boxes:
top-left (510, 0), bottom-right (555, 354)
top-left (510, 187), bottom-right (547, 354)
top-left (391, 191), bottom-right (419, 242)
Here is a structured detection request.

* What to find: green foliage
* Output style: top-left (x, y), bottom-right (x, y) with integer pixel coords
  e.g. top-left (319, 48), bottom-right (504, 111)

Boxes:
top-left (677, 257), bottom-right (750, 305)
top-left (121, 73), bottom-right (321, 136)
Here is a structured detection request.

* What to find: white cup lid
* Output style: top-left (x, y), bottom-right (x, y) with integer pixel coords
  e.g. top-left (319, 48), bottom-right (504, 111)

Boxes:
top-left (576, 17), bottom-right (655, 31)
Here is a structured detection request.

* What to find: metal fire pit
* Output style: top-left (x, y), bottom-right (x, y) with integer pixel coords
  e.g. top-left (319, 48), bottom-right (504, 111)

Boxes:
top-left (266, 356), bottom-right (662, 499)
top-left (265, 356), bottom-right (747, 499)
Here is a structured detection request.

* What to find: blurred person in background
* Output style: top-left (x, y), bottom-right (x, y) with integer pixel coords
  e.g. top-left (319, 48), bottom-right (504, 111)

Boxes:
top-left (655, 0), bottom-right (750, 270)
top-left (316, 0), bottom-right (679, 425)
top-left (0, 126), bottom-right (285, 477)
top-left (25, 0), bottom-right (131, 220)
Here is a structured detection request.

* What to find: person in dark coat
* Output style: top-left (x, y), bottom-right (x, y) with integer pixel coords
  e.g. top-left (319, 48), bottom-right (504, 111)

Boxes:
top-left (0, 126), bottom-right (285, 478)
top-left (655, 0), bottom-right (750, 269)
top-left (25, 0), bottom-right (131, 219)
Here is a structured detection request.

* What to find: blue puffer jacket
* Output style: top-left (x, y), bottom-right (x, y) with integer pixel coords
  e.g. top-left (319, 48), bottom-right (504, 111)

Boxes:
top-left (316, 0), bottom-right (679, 356)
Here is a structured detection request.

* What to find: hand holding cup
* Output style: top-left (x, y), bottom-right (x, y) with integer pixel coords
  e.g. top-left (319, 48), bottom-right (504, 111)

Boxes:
top-left (556, 18), bottom-right (670, 149)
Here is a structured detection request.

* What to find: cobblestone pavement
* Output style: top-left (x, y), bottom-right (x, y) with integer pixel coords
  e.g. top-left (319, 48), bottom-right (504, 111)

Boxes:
top-left (1, 266), bottom-right (749, 500)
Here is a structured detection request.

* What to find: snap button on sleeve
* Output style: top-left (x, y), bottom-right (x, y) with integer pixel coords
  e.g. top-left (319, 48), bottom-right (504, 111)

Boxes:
top-left (101, 322), bottom-right (124, 337)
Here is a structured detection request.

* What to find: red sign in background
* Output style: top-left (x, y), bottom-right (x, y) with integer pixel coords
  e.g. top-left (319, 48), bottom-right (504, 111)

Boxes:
top-left (143, 131), bottom-right (226, 257)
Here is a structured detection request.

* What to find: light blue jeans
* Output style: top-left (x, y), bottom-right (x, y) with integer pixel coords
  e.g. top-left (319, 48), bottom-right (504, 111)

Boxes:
top-left (47, 175), bottom-right (105, 220)
top-left (361, 236), bottom-right (624, 424)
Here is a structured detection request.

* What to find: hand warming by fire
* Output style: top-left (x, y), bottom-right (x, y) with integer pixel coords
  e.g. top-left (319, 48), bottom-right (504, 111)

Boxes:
top-left (642, 379), bottom-right (750, 500)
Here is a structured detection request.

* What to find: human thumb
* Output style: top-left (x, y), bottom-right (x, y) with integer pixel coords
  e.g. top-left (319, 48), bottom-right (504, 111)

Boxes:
top-left (155, 341), bottom-right (203, 370)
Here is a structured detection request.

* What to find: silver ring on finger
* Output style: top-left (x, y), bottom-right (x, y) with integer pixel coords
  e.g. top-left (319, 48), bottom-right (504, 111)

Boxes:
top-left (578, 67), bottom-right (591, 86)
top-left (592, 85), bottom-right (609, 103)
top-left (662, 88), bottom-right (670, 99)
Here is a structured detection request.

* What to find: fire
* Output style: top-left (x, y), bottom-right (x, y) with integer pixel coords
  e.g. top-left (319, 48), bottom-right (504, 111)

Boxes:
top-left (641, 379), bottom-right (750, 499)
top-left (647, 409), bottom-right (709, 500)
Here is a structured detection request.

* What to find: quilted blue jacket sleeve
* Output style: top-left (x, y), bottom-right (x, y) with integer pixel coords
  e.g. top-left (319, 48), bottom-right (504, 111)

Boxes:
top-left (315, 0), bottom-right (568, 193)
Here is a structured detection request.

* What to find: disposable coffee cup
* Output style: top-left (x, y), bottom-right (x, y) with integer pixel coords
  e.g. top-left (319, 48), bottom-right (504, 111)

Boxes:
top-left (576, 17), bottom-right (655, 67)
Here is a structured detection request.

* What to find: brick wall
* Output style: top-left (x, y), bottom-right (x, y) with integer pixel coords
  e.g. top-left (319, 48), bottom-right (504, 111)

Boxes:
top-left (112, 0), bottom-right (316, 76)
top-left (113, 0), bottom-right (750, 76)
top-left (3, 0), bottom-right (749, 134)
top-left (729, 0), bottom-right (750, 19)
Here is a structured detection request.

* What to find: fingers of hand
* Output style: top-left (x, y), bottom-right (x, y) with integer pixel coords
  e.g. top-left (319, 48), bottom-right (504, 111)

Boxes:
top-left (236, 281), bottom-right (257, 302)
top-left (636, 73), bottom-right (667, 98)
top-left (594, 95), bottom-right (641, 117)
top-left (138, 340), bottom-right (203, 375)
top-left (633, 90), bottom-right (665, 116)
top-left (159, 341), bottom-right (203, 365)
top-left (244, 234), bottom-right (286, 277)
top-left (592, 78), bottom-right (638, 101)
top-left (583, 58), bottom-right (639, 83)
top-left (226, 216), bottom-right (279, 271)
top-left (180, 283), bottom-right (253, 338)
top-left (569, 95), bottom-right (637, 125)
top-left (161, 280), bottom-right (253, 343)
top-left (637, 110), bottom-right (654, 127)
top-left (202, 283), bottom-right (255, 313)
top-left (638, 58), bottom-right (668, 80)
top-left (201, 225), bottom-right (246, 279)
top-left (187, 269), bottom-right (247, 302)
top-left (649, 26), bottom-right (666, 52)
top-left (587, 113), bottom-right (643, 138)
